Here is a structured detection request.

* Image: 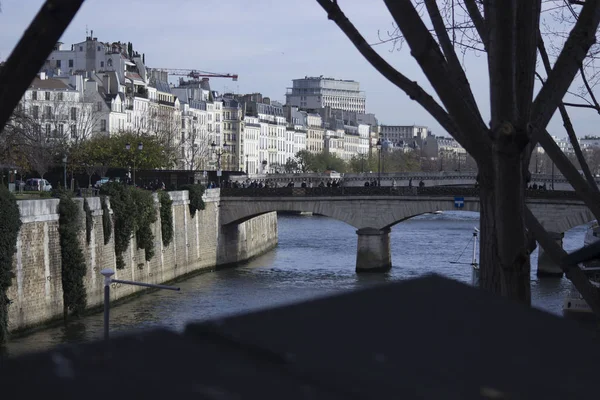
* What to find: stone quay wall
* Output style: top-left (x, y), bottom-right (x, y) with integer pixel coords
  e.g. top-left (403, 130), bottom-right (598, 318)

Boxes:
top-left (6, 189), bottom-right (278, 333)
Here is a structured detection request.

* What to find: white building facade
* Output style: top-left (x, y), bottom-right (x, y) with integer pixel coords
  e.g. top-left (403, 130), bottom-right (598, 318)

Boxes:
top-left (286, 76), bottom-right (366, 113)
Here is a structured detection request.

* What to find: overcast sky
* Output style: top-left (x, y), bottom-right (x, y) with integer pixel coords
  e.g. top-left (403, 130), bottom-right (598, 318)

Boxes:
top-left (1, 0), bottom-right (597, 138)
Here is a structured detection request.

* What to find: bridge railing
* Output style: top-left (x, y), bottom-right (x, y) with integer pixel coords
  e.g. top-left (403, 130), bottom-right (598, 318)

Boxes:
top-left (220, 186), bottom-right (580, 199)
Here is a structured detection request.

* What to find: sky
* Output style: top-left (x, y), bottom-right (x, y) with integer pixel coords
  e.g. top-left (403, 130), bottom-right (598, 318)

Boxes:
top-left (1, 0), bottom-right (597, 138)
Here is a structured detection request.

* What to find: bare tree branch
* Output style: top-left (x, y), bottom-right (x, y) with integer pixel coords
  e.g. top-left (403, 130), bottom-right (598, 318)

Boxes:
top-left (562, 101), bottom-right (600, 109)
top-left (423, 0), bottom-right (480, 114)
top-left (530, 0), bottom-right (600, 131)
top-left (524, 207), bottom-right (600, 316)
top-left (314, 0), bottom-right (483, 159)
top-left (487, 1), bottom-right (518, 127)
top-left (463, 0), bottom-right (488, 49)
top-left (382, 0), bottom-right (492, 163)
top-left (516, 1), bottom-right (542, 129)
top-left (580, 65), bottom-right (600, 109)
top-left (537, 127), bottom-right (600, 219)
top-left (537, 30), bottom-right (600, 192)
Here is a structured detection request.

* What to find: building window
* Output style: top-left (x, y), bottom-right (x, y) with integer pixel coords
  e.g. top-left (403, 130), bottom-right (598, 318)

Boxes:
top-left (44, 106), bottom-right (52, 119)
top-left (100, 61), bottom-right (104, 68)
top-left (70, 107), bottom-right (77, 120)
top-left (100, 120), bottom-right (107, 131)
top-left (32, 91), bottom-right (37, 100)
top-left (45, 124), bottom-right (51, 135)
top-left (45, 91), bottom-right (50, 100)
top-left (107, 59), bottom-right (113, 67)
top-left (32, 106), bottom-right (39, 119)
top-left (97, 102), bottom-right (102, 112)
top-left (71, 125), bottom-right (77, 138)
top-left (57, 92), bottom-right (64, 101)
top-left (97, 46), bottom-right (101, 51)
top-left (58, 124), bottom-right (64, 135)
top-left (56, 60), bottom-right (61, 68)
top-left (79, 46), bottom-right (83, 51)
top-left (68, 59), bottom-right (74, 68)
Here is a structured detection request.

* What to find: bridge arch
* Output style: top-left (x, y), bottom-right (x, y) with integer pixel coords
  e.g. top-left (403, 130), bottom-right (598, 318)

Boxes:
top-left (220, 200), bottom-right (362, 229)
top-left (546, 208), bottom-right (595, 234)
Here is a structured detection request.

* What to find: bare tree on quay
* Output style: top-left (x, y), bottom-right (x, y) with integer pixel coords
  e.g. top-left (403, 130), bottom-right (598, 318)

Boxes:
top-left (316, 0), bottom-right (600, 312)
top-left (182, 131), bottom-right (213, 171)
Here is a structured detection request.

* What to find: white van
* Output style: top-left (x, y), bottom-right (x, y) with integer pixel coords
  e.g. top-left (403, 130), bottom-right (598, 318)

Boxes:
top-left (25, 178), bottom-right (52, 191)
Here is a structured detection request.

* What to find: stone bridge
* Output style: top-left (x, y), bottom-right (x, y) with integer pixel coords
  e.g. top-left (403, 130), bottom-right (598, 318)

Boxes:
top-left (219, 187), bottom-right (593, 275)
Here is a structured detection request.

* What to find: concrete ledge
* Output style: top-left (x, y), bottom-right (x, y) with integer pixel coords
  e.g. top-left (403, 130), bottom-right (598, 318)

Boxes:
top-left (203, 189), bottom-right (220, 203)
top-left (18, 199), bottom-right (59, 223)
top-left (168, 190), bottom-right (190, 206)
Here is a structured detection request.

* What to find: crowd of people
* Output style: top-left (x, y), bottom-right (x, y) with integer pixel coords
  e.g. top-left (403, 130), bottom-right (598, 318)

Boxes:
top-left (210, 178), bottom-right (434, 190)
top-left (528, 183), bottom-right (550, 190)
top-left (209, 179), bottom-right (345, 189)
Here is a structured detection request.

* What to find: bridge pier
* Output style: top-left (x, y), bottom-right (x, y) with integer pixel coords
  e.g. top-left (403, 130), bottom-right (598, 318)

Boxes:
top-left (356, 228), bottom-right (392, 273)
top-left (537, 231), bottom-right (564, 278)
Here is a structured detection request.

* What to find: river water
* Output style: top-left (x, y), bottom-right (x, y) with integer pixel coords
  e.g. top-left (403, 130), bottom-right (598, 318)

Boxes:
top-left (2, 212), bottom-right (586, 357)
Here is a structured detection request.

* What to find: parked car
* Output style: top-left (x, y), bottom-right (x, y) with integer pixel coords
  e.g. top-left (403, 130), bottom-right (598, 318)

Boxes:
top-left (94, 177), bottom-right (120, 188)
top-left (94, 177), bottom-right (110, 188)
top-left (24, 178), bottom-right (52, 191)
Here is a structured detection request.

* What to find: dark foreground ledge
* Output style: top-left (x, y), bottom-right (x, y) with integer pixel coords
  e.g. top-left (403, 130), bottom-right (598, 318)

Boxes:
top-left (1, 275), bottom-right (599, 399)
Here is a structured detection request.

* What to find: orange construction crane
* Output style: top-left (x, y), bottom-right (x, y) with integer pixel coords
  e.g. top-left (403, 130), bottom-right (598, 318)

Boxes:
top-left (155, 68), bottom-right (238, 81)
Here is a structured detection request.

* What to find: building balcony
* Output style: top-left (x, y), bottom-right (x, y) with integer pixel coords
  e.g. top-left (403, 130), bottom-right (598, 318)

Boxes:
top-left (158, 99), bottom-right (175, 107)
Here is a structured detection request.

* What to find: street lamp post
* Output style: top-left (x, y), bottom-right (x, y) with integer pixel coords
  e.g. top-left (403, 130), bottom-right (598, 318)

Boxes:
top-left (62, 155), bottom-right (67, 189)
top-left (376, 138), bottom-right (382, 186)
top-left (246, 154), bottom-right (249, 175)
top-left (211, 141), bottom-right (228, 187)
top-left (125, 142), bottom-right (143, 186)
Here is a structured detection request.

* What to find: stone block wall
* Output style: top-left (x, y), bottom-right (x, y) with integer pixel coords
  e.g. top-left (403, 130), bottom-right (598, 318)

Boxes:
top-left (7, 189), bottom-right (278, 333)
top-left (7, 199), bottom-right (64, 331)
top-left (218, 212), bottom-right (278, 265)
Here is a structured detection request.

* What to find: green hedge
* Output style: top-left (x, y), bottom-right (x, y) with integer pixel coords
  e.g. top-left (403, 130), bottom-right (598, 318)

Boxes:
top-left (58, 194), bottom-right (87, 319)
top-left (100, 183), bottom-right (157, 268)
top-left (159, 191), bottom-right (174, 247)
top-left (100, 183), bottom-right (134, 269)
top-left (0, 186), bottom-right (22, 343)
top-left (130, 188), bottom-right (157, 262)
top-left (180, 184), bottom-right (206, 218)
top-left (101, 196), bottom-right (112, 245)
top-left (83, 198), bottom-right (93, 245)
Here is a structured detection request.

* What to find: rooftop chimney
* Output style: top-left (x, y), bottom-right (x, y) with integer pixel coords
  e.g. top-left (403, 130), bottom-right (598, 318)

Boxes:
top-left (104, 74), bottom-right (111, 94)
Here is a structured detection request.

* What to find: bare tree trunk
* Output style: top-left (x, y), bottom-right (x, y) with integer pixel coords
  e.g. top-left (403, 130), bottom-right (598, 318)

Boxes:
top-left (478, 175), bottom-right (502, 294)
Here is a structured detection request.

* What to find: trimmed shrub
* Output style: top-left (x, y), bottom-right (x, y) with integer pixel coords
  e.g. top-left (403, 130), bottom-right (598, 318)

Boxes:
top-left (100, 196), bottom-right (112, 245)
top-left (159, 191), bottom-right (174, 247)
top-left (130, 188), bottom-right (157, 262)
top-left (58, 194), bottom-right (87, 319)
top-left (180, 184), bottom-right (206, 217)
top-left (100, 183), bottom-right (135, 269)
top-left (0, 186), bottom-right (22, 343)
top-left (83, 198), bottom-right (93, 245)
